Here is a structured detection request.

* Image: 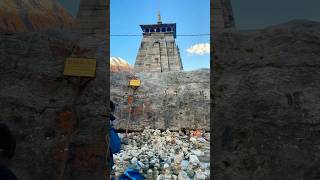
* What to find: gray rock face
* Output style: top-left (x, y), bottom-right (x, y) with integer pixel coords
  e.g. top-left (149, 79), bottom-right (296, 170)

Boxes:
top-left (111, 70), bottom-right (210, 131)
top-left (212, 20), bottom-right (320, 180)
top-left (0, 30), bottom-right (108, 180)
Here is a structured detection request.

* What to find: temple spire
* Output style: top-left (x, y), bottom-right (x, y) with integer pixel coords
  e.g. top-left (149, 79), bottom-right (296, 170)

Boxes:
top-left (157, 0), bottom-right (162, 24)
top-left (157, 10), bottom-right (162, 24)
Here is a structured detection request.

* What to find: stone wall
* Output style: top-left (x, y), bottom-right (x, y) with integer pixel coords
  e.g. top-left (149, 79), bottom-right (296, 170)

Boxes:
top-left (111, 70), bottom-right (210, 131)
top-left (212, 20), bottom-right (320, 180)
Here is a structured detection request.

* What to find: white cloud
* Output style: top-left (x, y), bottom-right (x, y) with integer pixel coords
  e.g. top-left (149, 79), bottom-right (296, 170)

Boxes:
top-left (186, 43), bottom-right (210, 55)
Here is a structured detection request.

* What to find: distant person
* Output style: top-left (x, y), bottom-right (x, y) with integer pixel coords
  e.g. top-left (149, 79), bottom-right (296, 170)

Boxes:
top-left (181, 128), bottom-right (187, 135)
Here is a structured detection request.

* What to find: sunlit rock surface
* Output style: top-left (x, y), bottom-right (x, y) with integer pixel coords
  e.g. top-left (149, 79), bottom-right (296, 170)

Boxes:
top-left (0, 0), bottom-right (75, 33)
top-left (111, 69), bottom-right (210, 131)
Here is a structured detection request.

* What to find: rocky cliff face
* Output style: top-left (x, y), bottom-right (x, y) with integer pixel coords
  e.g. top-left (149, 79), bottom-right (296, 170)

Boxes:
top-left (212, 20), bottom-right (320, 180)
top-left (0, 0), bottom-right (75, 33)
top-left (111, 69), bottom-right (210, 131)
top-left (0, 30), bottom-right (108, 180)
top-left (110, 57), bottom-right (132, 72)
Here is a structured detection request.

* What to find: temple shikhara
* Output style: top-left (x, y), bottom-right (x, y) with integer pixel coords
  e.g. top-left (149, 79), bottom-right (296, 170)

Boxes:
top-left (134, 12), bottom-right (183, 72)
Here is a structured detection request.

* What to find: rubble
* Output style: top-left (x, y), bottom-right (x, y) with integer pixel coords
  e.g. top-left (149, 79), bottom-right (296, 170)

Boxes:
top-left (111, 127), bottom-right (210, 179)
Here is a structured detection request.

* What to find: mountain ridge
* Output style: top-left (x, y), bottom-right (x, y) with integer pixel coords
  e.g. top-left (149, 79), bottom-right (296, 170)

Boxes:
top-left (0, 0), bottom-right (75, 33)
top-left (110, 57), bottom-right (132, 72)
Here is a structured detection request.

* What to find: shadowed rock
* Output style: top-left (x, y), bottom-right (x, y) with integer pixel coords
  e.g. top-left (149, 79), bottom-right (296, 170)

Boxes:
top-left (212, 20), bottom-right (320, 180)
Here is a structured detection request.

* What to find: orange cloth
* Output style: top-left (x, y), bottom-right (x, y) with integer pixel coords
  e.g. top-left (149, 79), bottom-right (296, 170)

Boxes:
top-left (192, 130), bottom-right (202, 137)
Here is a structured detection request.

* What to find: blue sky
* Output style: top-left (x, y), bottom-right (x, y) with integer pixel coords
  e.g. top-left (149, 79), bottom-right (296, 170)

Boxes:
top-left (59, 0), bottom-right (320, 70)
top-left (110, 0), bottom-right (210, 71)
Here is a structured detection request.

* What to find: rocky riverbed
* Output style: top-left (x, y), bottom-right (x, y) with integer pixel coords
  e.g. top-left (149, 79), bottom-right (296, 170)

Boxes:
top-left (111, 128), bottom-right (210, 180)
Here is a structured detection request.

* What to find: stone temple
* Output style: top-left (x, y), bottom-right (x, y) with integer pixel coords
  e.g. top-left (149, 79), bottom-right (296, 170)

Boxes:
top-left (134, 12), bottom-right (183, 72)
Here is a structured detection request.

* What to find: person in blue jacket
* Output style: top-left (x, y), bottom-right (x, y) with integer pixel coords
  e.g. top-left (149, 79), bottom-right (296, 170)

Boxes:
top-left (109, 102), bottom-right (144, 180)
top-left (109, 101), bottom-right (121, 172)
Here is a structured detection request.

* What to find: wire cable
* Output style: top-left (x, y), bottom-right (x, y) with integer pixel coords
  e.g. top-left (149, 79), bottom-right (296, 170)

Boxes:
top-left (110, 34), bottom-right (210, 37)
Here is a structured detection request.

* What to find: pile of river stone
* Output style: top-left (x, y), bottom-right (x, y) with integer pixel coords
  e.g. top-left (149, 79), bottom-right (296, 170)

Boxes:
top-left (111, 127), bottom-right (210, 180)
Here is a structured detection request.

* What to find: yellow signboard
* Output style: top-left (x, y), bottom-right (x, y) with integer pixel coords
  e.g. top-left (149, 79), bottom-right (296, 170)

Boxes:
top-left (63, 58), bottom-right (96, 77)
top-left (129, 79), bottom-right (141, 87)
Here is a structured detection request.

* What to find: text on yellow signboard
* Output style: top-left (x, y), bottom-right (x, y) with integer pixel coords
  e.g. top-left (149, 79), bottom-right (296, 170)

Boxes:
top-left (63, 58), bottom-right (96, 77)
